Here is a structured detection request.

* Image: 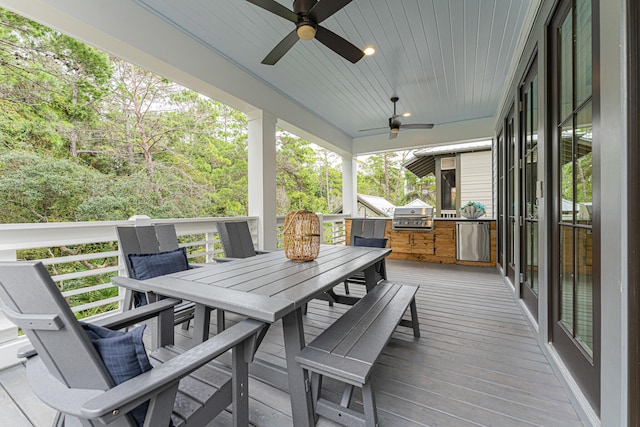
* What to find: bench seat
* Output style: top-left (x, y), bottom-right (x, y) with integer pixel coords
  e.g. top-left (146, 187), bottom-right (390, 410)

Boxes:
top-left (296, 280), bottom-right (420, 427)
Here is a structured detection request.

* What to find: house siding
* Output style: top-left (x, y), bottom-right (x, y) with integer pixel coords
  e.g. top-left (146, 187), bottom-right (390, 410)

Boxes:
top-left (459, 151), bottom-right (493, 218)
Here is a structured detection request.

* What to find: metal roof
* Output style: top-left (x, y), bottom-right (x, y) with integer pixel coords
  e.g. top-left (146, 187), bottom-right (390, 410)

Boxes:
top-left (404, 140), bottom-right (492, 177)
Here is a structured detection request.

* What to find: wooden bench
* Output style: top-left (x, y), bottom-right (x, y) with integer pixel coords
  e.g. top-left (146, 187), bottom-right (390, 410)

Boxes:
top-left (295, 280), bottom-right (420, 427)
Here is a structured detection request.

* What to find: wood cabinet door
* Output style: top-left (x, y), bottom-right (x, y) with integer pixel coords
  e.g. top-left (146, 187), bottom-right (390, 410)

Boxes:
top-left (389, 231), bottom-right (412, 253)
top-left (411, 233), bottom-right (435, 255)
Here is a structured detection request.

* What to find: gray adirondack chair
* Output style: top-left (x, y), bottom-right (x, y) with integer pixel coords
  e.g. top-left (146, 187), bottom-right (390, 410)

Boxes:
top-left (0, 261), bottom-right (265, 427)
top-left (344, 219), bottom-right (388, 294)
top-left (117, 224), bottom-right (194, 329)
top-left (216, 221), bottom-right (271, 261)
top-left (116, 224), bottom-right (226, 335)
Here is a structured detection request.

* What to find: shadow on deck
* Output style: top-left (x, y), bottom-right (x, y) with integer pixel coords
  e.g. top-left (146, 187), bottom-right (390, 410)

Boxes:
top-left (0, 260), bottom-right (583, 426)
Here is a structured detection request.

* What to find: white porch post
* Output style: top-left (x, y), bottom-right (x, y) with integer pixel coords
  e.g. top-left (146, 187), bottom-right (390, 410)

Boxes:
top-left (342, 155), bottom-right (357, 216)
top-left (247, 109), bottom-right (278, 250)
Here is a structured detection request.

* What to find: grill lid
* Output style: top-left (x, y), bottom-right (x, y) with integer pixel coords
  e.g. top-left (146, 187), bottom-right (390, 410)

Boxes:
top-left (393, 206), bottom-right (433, 217)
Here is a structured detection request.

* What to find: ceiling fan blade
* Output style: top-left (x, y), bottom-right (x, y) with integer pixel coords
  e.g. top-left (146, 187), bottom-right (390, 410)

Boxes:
top-left (401, 123), bottom-right (435, 130)
top-left (261, 30), bottom-right (299, 65)
top-left (315, 26), bottom-right (364, 63)
top-left (246, 0), bottom-right (298, 23)
top-left (389, 131), bottom-right (398, 140)
top-left (308, 0), bottom-right (352, 24)
top-left (358, 126), bottom-right (388, 132)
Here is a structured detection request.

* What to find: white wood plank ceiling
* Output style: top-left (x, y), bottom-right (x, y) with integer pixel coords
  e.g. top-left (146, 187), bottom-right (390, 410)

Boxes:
top-left (134, 0), bottom-right (530, 139)
top-left (0, 0), bottom-right (534, 153)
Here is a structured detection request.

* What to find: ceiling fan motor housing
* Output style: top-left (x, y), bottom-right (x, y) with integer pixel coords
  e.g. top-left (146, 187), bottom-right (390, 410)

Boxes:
top-left (294, 0), bottom-right (317, 15)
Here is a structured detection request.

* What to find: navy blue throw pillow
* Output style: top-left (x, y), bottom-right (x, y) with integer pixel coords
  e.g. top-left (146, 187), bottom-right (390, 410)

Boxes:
top-left (128, 247), bottom-right (189, 281)
top-left (128, 247), bottom-right (189, 307)
top-left (353, 236), bottom-right (388, 248)
top-left (81, 322), bottom-right (152, 427)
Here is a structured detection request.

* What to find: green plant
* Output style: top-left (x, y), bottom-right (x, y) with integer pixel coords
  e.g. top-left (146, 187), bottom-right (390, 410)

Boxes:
top-left (460, 201), bottom-right (486, 212)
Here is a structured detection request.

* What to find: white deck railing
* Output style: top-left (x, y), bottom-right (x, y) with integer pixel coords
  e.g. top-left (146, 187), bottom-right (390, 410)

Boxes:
top-left (0, 214), bottom-right (347, 368)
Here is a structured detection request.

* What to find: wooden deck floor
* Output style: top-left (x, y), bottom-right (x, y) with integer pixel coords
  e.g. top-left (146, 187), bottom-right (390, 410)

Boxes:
top-left (0, 260), bottom-right (584, 426)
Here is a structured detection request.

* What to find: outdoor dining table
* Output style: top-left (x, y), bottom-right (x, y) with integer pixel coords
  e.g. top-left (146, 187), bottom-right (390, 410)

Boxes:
top-left (113, 244), bottom-right (391, 427)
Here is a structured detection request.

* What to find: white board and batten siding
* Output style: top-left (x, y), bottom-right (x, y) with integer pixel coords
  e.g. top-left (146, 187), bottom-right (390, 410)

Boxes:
top-left (460, 151), bottom-right (493, 218)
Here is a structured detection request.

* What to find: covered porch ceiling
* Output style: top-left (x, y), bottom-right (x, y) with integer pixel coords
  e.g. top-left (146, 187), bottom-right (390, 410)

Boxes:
top-left (0, 0), bottom-right (537, 156)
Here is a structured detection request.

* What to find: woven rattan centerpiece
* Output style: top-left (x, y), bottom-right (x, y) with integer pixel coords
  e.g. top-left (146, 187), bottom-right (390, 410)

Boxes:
top-left (283, 210), bottom-right (320, 262)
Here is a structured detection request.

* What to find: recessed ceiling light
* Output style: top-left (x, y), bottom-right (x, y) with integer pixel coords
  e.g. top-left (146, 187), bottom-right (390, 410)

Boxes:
top-left (403, 112), bottom-right (411, 117)
top-left (363, 46), bottom-right (375, 56)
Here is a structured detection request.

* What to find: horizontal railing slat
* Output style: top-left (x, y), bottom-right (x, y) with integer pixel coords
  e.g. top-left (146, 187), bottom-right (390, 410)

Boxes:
top-left (51, 266), bottom-right (121, 282)
top-left (61, 282), bottom-right (118, 297)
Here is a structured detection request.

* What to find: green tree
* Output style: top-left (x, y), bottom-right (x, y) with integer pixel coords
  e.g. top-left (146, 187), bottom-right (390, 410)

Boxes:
top-left (0, 9), bottom-right (111, 156)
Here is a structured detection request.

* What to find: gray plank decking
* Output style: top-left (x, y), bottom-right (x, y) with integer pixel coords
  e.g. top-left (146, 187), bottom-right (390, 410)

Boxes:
top-left (0, 260), bottom-right (584, 427)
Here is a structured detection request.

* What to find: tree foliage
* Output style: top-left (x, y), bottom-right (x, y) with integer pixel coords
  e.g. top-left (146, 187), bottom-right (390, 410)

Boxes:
top-left (0, 8), bottom-right (426, 226)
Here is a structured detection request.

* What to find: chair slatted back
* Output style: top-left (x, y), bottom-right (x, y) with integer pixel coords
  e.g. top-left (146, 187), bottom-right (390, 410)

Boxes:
top-left (116, 224), bottom-right (180, 277)
top-left (350, 219), bottom-right (387, 245)
top-left (0, 262), bottom-right (114, 390)
top-left (216, 221), bottom-right (257, 258)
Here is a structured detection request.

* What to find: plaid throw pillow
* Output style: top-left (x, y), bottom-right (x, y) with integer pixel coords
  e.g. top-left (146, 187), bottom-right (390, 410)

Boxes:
top-left (128, 247), bottom-right (189, 280)
top-left (81, 322), bottom-right (152, 427)
top-left (128, 247), bottom-right (189, 306)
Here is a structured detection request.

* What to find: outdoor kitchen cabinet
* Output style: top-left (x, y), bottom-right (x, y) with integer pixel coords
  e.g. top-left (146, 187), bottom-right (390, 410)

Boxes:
top-left (389, 230), bottom-right (435, 255)
top-left (388, 221), bottom-right (456, 262)
top-left (345, 218), bottom-right (495, 267)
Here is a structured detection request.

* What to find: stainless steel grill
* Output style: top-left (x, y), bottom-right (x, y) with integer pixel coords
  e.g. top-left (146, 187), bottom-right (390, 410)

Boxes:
top-left (392, 206), bottom-right (434, 230)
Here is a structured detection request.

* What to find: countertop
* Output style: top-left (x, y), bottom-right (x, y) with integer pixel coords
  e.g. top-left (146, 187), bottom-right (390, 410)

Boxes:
top-left (347, 217), bottom-right (495, 222)
top-left (434, 218), bottom-right (496, 221)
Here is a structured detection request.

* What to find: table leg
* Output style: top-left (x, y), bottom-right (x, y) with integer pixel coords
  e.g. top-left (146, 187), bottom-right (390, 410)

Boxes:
top-left (282, 309), bottom-right (315, 427)
top-left (364, 264), bottom-right (378, 292)
top-left (192, 304), bottom-right (212, 344)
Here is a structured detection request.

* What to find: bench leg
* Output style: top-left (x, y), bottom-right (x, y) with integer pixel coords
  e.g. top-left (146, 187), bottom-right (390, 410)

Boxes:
top-left (409, 297), bottom-right (420, 338)
top-left (362, 382), bottom-right (379, 427)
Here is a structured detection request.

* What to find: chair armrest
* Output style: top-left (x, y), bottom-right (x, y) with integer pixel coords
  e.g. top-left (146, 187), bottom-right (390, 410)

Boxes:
top-left (17, 299), bottom-right (180, 359)
top-left (26, 319), bottom-right (266, 423)
top-left (91, 298), bottom-right (180, 330)
top-left (81, 319), bottom-right (266, 421)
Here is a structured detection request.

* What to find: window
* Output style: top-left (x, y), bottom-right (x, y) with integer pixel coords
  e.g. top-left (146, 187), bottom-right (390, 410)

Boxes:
top-left (440, 164), bottom-right (456, 211)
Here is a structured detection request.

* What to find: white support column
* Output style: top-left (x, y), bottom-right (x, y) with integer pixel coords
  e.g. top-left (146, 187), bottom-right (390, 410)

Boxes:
top-left (342, 155), bottom-right (357, 217)
top-left (247, 109), bottom-right (278, 250)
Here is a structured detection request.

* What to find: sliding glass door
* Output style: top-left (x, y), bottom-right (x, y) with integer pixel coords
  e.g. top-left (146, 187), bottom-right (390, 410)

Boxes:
top-left (550, 0), bottom-right (600, 412)
top-left (520, 59), bottom-right (539, 320)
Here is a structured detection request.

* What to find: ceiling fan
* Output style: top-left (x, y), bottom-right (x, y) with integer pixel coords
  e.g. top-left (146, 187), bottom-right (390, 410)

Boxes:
top-left (247, 0), bottom-right (364, 65)
top-left (360, 96), bottom-right (434, 139)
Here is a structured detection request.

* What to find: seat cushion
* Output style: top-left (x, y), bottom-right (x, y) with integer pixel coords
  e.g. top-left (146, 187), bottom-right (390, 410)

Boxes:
top-left (128, 247), bottom-right (189, 280)
top-left (353, 236), bottom-right (388, 248)
top-left (81, 322), bottom-right (152, 426)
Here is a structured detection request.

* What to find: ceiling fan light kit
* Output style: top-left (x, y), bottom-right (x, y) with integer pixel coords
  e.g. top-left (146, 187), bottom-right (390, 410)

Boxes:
top-left (296, 24), bottom-right (316, 40)
top-left (247, 0), bottom-right (365, 65)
